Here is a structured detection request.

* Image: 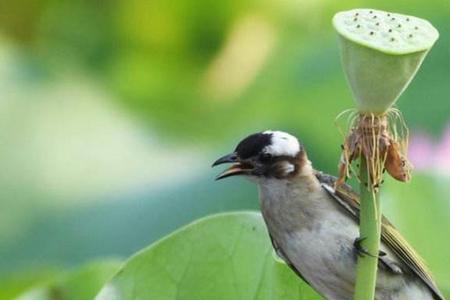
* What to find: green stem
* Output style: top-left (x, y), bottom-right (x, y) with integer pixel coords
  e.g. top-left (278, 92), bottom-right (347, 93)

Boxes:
top-left (353, 156), bottom-right (382, 300)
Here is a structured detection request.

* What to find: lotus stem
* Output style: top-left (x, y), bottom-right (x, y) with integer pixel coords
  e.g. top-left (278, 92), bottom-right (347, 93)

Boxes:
top-left (354, 156), bottom-right (382, 299)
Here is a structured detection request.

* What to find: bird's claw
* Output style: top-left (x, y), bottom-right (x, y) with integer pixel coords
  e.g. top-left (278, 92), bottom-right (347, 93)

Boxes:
top-left (354, 237), bottom-right (384, 258)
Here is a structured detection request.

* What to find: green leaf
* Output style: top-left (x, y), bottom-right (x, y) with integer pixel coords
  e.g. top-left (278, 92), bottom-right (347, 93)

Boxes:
top-left (15, 259), bottom-right (121, 300)
top-left (95, 212), bottom-right (322, 300)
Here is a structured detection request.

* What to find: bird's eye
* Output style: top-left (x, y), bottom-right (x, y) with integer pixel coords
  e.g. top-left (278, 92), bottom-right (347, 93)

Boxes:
top-left (259, 152), bottom-right (272, 162)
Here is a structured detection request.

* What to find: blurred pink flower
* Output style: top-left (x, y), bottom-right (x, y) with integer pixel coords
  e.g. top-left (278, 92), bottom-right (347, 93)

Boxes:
top-left (408, 125), bottom-right (450, 176)
top-left (408, 132), bottom-right (434, 170)
top-left (435, 126), bottom-right (450, 174)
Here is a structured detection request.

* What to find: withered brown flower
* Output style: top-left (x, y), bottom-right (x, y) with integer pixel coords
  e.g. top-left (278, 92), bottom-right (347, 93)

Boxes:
top-left (336, 110), bottom-right (412, 189)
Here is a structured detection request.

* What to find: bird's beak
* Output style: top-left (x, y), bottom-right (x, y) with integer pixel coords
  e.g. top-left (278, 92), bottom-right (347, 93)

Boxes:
top-left (212, 153), bottom-right (253, 180)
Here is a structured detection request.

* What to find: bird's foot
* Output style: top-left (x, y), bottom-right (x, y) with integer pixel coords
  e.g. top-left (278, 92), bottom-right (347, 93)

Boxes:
top-left (353, 237), bottom-right (385, 258)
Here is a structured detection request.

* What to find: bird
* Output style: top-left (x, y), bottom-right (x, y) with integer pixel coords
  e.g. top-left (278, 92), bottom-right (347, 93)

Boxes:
top-left (212, 130), bottom-right (444, 300)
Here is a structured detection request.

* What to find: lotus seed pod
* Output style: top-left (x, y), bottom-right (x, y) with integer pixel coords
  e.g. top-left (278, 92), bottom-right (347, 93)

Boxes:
top-left (333, 9), bottom-right (439, 113)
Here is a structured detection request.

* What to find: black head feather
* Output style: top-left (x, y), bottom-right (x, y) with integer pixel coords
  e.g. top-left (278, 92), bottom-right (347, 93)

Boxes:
top-left (235, 132), bottom-right (273, 159)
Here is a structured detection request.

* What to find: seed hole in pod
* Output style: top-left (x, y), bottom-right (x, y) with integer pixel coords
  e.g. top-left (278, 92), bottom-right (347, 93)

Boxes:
top-left (356, 24), bottom-right (361, 28)
top-left (373, 15), bottom-right (377, 19)
top-left (355, 12), bottom-right (359, 16)
top-left (415, 26), bottom-right (419, 30)
top-left (387, 13), bottom-right (391, 17)
top-left (369, 10), bottom-right (373, 14)
top-left (388, 29), bottom-right (393, 32)
top-left (376, 22), bottom-right (380, 26)
top-left (354, 17), bottom-right (358, 22)
top-left (408, 34), bottom-right (413, 38)
top-left (397, 24), bottom-right (402, 28)
top-left (391, 17), bottom-right (396, 21)
top-left (370, 31), bottom-right (374, 35)
top-left (390, 37), bottom-right (395, 42)
top-left (406, 18), bottom-right (410, 21)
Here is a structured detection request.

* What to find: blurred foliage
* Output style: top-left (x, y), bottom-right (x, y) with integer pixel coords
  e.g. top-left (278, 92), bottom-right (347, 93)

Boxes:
top-left (0, 0), bottom-right (448, 298)
top-left (385, 175), bottom-right (450, 296)
top-left (2, 0), bottom-right (450, 143)
top-left (0, 269), bottom-right (59, 300)
top-left (13, 259), bottom-right (121, 300)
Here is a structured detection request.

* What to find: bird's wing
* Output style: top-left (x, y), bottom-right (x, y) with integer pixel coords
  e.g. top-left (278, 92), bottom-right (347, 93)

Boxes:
top-left (316, 172), bottom-right (445, 300)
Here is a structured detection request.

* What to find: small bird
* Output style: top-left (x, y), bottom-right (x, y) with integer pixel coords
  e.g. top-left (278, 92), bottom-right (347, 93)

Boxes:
top-left (213, 130), bottom-right (444, 300)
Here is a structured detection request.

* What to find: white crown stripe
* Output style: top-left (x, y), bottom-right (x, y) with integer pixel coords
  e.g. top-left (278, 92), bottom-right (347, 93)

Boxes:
top-left (263, 131), bottom-right (300, 157)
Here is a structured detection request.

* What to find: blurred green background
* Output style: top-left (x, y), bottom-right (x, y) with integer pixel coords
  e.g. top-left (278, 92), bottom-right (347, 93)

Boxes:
top-left (0, 0), bottom-right (449, 298)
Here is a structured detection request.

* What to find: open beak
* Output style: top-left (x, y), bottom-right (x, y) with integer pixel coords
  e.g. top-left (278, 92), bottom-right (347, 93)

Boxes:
top-left (212, 153), bottom-right (253, 180)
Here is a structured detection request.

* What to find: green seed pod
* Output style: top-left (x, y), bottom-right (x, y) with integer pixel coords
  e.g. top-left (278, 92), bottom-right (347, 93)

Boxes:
top-left (333, 9), bottom-right (439, 113)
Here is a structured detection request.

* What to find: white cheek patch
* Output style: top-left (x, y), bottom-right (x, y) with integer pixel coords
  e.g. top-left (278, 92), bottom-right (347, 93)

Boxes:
top-left (280, 161), bottom-right (296, 174)
top-left (263, 131), bottom-right (300, 157)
